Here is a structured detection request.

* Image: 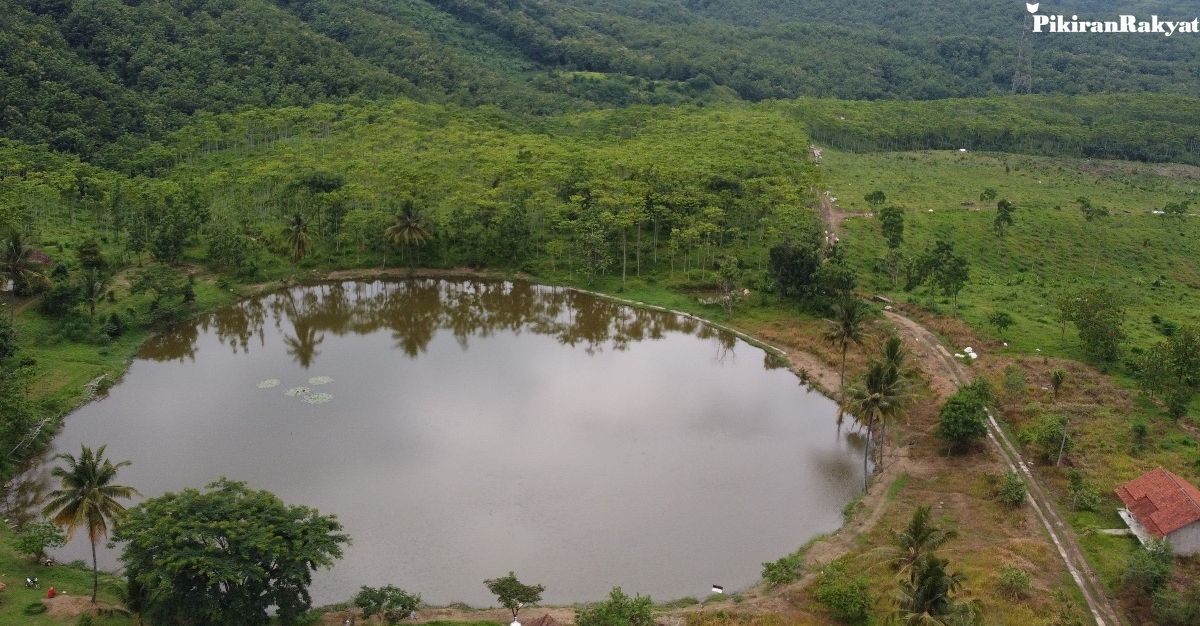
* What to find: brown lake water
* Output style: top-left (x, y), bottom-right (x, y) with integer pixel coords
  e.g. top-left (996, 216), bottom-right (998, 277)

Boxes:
top-left (28, 279), bottom-right (864, 606)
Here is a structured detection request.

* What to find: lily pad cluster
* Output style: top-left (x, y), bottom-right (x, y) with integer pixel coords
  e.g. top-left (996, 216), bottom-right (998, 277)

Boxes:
top-left (258, 377), bottom-right (335, 405)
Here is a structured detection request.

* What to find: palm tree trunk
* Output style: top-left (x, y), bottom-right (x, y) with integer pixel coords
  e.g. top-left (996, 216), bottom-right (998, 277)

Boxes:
top-left (839, 342), bottom-right (848, 402)
top-left (91, 539), bottom-right (98, 603)
top-left (863, 420), bottom-right (873, 492)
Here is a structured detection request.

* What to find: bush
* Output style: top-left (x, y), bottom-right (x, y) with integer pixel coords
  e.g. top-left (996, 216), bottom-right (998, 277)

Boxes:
top-left (1123, 540), bottom-right (1174, 595)
top-left (814, 561), bottom-right (872, 624)
top-left (13, 519), bottom-right (67, 562)
top-left (24, 602), bottom-right (47, 615)
top-left (1066, 470), bottom-right (1100, 512)
top-left (937, 387), bottom-right (989, 452)
top-left (761, 551), bottom-right (804, 586)
top-left (998, 565), bottom-right (1031, 599)
top-left (1022, 414), bottom-right (1072, 463)
top-left (76, 616), bottom-right (95, 626)
top-left (39, 283), bottom-right (82, 317)
top-left (0, 317), bottom-right (16, 359)
top-left (1153, 583), bottom-right (1200, 626)
top-left (994, 471), bottom-right (1027, 507)
top-left (353, 585), bottom-right (421, 625)
top-left (575, 587), bottom-right (654, 626)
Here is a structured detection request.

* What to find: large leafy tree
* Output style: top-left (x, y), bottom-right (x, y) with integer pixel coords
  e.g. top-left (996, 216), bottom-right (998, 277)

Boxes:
top-left (484, 571), bottom-right (544, 620)
top-left (41, 444), bottom-right (139, 603)
top-left (114, 479), bottom-right (348, 626)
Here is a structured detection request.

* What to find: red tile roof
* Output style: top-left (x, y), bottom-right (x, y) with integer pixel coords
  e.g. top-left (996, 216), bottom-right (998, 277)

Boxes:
top-left (1115, 467), bottom-right (1200, 538)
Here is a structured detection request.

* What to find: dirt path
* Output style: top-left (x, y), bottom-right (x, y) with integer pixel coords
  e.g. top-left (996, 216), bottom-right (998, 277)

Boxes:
top-left (807, 151), bottom-right (1121, 625)
top-left (883, 312), bottom-right (1120, 626)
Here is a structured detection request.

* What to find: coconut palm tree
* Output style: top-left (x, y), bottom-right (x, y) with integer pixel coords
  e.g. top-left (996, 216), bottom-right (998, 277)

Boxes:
top-left (285, 212), bottom-right (310, 268)
top-left (885, 505), bottom-right (957, 581)
top-left (824, 298), bottom-right (870, 402)
top-left (2, 231), bottom-right (50, 322)
top-left (384, 202), bottom-right (432, 267)
top-left (42, 444), bottom-right (139, 603)
top-left (80, 268), bottom-right (110, 319)
top-left (875, 335), bottom-right (913, 467)
top-left (894, 554), bottom-right (980, 626)
top-left (846, 361), bottom-right (889, 491)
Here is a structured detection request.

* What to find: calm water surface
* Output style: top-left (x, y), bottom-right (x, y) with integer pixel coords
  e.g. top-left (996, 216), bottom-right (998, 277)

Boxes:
top-left (29, 280), bottom-right (864, 605)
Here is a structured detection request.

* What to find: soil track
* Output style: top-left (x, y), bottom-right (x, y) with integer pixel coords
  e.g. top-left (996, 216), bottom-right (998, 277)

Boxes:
top-left (812, 145), bottom-right (1122, 626)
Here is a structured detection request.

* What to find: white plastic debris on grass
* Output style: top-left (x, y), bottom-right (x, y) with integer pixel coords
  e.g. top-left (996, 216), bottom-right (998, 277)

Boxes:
top-left (256, 379), bottom-right (281, 389)
top-left (284, 386), bottom-right (311, 397)
top-left (308, 376), bottom-right (334, 386)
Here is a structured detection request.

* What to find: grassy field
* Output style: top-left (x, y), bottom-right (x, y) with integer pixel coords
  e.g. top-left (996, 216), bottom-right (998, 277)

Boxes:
top-left (0, 525), bottom-right (128, 625)
top-left (823, 148), bottom-right (1200, 620)
top-left (829, 149), bottom-right (1200, 358)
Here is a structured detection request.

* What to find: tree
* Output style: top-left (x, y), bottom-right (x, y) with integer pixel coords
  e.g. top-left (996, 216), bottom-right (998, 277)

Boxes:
top-left (716, 256), bottom-right (744, 316)
top-left (1050, 369), bottom-right (1066, 402)
top-left (12, 519), bottom-right (67, 562)
top-left (987, 311), bottom-right (1014, 340)
top-left (41, 444), bottom-right (139, 603)
top-left (846, 357), bottom-right (907, 489)
top-left (484, 572), bottom-right (544, 620)
top-left (1077, 197), bottom-right (1109, 277)
top-left (865, 190), bottom-right (887, 208)
top-left (0, 316), bottom-right (17, 360)
top-left (79, 268), bottom-right (110, 319)
top-left (768, 238), bottom-right (822, 299)
top-left (936, 386), bottom-right (989, 453)
top-left (355, 586), bottom-right (422, 624)
top-left (384, 202), bottom-right (432, 266)
top-left (825, 298), bottom-right (870, 402)
top-left (76, 238), bottom-right (106, 272)
top-left (114, 479), bottom-right (348, 626)
top-left (886, 506), bottom-right (957, 582)
top-left (1139, 325), bottom-right (1200, 419)
top-left (894, 554), bottom-right (980, 626)
top-left (1059, 287), bottom-right (1126, 364)
top-left (979, 188), bottom-right (997, 203)
top-left (575, 587), bottom-right (654, 626)
top-left (993, 199), bottom-right (1016, 236)
top-left (285, 212), bottom-right (311, 267)
top-left (2, 231), bottom-right (50, 321)
top-left (879, 206), bottom-right (905, 249)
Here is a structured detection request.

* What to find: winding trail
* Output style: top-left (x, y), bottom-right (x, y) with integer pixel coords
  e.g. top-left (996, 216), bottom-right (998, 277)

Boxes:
top-left (812, 145), bottom-right (1123, 626)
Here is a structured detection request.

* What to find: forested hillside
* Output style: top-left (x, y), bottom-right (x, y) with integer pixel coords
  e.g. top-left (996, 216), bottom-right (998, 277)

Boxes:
top-left (5, 0), bottom-right (1200, 164)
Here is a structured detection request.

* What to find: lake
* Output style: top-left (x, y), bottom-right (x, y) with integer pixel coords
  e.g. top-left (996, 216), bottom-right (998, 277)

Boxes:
top-left (28, 279), bottom-right (864, 606)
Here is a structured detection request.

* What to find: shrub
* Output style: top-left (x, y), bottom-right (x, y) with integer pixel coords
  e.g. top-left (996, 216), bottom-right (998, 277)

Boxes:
top-left (761, 551), bottom-right (804, 586)
top-left (937, 388), bottom-right (989, 452)
top-left (998, 565), bottom-right (1031, 599)
top-left (1066, 470), bottom-right (1100, 512)
top-left (1123, 539), bottom-right (1174, 595)
top-left (1002, 365), bottom-right (1026, 401)
top-left (76, 616), bottom-right (95, 626)
top-left (24, 602), bottom-right (47, 615)
top-left (354, 585), bottom-right (421, 624)
top-left (575, 587), bottom-right (654, 626)
top-left (1022, 414), bottom-right (1071, 463)
top-left (994, 471), bottom-right (1027, 507)
top-left (814, 561), bottom-right (872, 624)
top-left (1153, 583), bottom-right (1200, 626)
top-left (39, 283), bottom-right (81, 317)
top-left (1131, 419), bottom-right (1149, 453)
top-left (0, 318), bottom-right (16, 359)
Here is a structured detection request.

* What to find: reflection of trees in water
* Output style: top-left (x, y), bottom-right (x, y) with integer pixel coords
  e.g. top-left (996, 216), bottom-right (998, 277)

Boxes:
top-left (141, 280), bottom-right (738, 367)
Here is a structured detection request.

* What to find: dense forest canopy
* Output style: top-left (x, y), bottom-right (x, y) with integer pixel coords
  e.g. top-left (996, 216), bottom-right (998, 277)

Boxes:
top-left (4, 0), bottom-right (1200, 162)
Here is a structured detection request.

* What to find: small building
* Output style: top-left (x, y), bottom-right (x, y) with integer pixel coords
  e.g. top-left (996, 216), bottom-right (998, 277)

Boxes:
top-left (1115, 467), bottom-right (1200, 555)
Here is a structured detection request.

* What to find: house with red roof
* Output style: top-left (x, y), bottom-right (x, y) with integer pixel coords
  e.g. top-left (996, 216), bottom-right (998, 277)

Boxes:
top-left (1115, 467), bottom-right (1200, 555)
